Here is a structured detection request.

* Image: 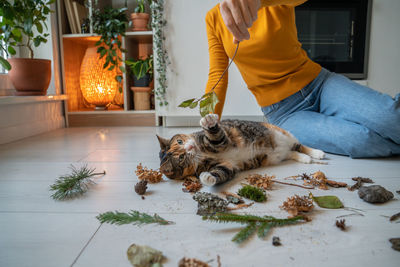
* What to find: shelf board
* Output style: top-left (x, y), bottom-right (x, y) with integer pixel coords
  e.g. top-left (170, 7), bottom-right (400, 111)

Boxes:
top-left (125, 31), bottom-right (153, 36)
top-left (0, 95), bottom-right (68, 106)
top-left (68, 109), bottom-right (156, 115)
top-left (63, 31), bottom-right (152, 38)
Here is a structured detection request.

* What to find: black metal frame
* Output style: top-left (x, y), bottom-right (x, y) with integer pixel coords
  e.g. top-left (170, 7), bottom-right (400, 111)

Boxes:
top-left (296, 0), bottom-right (371, 79)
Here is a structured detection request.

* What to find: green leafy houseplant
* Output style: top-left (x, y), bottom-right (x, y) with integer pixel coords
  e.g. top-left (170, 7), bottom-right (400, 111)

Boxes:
top-left (92, 6), bottom-right (128, 93)
top-left (126, 55), bottom-right (153, 82)
top-left (0, 0), bottom-right (54, 70)
top-left (134, 0), bottom-right (147, 13)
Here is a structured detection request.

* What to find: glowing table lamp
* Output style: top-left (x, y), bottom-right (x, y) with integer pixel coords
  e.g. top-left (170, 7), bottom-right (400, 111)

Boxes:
top-left (79, 47), bottom-right (118, 110)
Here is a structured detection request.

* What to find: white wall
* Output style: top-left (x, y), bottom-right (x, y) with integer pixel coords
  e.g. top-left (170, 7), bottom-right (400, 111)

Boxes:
top-left (160, 0), bottom-right (261, 117)
top-left (368, 0), bottom-right (400, 97)
top-left (161, 0), bottom-right (400, 120)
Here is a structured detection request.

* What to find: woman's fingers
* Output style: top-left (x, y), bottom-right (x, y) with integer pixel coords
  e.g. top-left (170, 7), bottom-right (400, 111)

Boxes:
top-left (219, 0), bottom-right (261, 42)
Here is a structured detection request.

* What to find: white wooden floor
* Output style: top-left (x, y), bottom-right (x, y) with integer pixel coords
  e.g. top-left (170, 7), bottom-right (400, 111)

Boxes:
top-left (0, 127), bottom-right (399, 267)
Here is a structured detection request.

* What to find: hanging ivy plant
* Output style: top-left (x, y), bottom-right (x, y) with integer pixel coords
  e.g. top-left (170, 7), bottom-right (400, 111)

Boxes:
top-left (151, 0), bottom-right (169, 106)
top-left (92, 5), bottom-right (128, 93)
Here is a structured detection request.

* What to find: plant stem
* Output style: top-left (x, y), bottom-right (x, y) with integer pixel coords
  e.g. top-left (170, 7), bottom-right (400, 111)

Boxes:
top-left (271, 180), bottom-right (314, 189)
top-left (27, 38), bottom-right (34, 59)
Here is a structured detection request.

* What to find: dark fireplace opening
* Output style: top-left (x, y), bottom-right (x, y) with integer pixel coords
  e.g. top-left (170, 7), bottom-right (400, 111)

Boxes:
top-left (296, 0), bottom-right (371, 79)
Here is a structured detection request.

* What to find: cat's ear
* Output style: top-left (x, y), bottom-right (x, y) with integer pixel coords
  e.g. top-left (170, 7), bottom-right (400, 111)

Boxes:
top-left (156, 135), bottom-right (169, 150)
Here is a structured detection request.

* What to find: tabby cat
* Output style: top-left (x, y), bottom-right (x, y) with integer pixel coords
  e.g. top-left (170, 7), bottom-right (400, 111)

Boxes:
top-left (157, 114), bottom-right (325, 186)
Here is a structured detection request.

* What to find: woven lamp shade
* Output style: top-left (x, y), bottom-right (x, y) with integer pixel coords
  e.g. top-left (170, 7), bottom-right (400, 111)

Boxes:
top-left (79, 47), bottom-right (118, 108)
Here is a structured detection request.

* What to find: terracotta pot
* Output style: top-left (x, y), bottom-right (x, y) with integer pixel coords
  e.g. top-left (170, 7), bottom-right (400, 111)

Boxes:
top-left (8, 58), bottom-right (51, 96)
top-left (130, 13), bottom-right (150, 31)
top-left (131, 86), bottom-right (151, 110)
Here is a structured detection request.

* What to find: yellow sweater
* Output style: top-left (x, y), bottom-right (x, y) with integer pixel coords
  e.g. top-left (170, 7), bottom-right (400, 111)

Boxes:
top-left (205, 0), bottom-right (321, 117)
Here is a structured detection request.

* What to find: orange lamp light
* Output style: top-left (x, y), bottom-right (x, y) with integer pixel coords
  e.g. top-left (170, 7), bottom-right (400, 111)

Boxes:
top-left (79, 47), bottom-right (118, 109)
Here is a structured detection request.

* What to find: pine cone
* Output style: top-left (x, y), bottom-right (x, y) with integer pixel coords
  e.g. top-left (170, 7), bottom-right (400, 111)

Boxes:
top-left (134, 180), bottom-right (148, 195)
top-left (178, 257), bottom-right (210, 267)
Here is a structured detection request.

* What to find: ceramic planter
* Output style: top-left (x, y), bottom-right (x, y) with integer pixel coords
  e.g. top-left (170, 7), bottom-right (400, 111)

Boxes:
top-left (130, 13), bottom-right (150, 31)
top-left (8, 58), bottom-right (51, 96)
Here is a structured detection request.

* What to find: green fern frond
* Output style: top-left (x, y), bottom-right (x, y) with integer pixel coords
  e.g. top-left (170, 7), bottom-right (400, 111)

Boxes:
top-left (50, 164), bottom-right (105, 200)
top-left (232, 222), bottom-right (257, 243)
top-left (96, 210), bottom-right (173, 226)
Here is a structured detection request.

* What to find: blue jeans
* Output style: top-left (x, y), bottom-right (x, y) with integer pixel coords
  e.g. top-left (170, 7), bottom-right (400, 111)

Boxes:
top-left (261, 68), bottom-right (400, 158)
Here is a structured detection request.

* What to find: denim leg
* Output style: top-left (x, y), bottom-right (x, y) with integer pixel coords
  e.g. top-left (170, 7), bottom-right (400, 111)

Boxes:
top-left (319, 73), bottom-right (400, 144)
top-left (277, 110), bottom-right (400, 158)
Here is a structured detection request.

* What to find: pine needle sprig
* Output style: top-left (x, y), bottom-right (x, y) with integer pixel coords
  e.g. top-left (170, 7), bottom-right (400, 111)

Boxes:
top-left (232, 222), bottom-right (257, 243)
top-left (50, 164), bottom-right (106, 200)
top-left (96, 210), bottom-right (173, 226)
top-left (203, 213), bottom-right (306, 244)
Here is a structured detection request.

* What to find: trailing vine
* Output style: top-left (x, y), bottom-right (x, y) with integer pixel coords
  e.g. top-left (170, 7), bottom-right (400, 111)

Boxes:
top-left (151, 0), bottom-right (169, 106)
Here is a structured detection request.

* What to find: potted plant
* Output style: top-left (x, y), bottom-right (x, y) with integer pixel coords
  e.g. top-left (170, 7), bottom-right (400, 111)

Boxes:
top-left (125, 55), bottom-right (153, 110)
top-left (130, 0), bottom-right (151, 31)
top-left (0, 0), bottom-right (54, 96)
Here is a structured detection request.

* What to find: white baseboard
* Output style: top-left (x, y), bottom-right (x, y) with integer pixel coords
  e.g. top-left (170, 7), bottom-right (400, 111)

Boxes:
top-left (163, 115), bottom-right (266, 127)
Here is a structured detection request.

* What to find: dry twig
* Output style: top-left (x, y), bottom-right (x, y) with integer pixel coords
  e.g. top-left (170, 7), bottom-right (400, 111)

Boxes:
top-left (227, 202), bottom-right (254, 211)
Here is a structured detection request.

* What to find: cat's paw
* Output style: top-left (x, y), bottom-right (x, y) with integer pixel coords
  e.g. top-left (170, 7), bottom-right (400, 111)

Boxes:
top-left (309, 149), bottom-right (325, 160)
top-left (199, 172), bottom-right (217, 186)
top-left (200, 114), bottom-right (219, 130)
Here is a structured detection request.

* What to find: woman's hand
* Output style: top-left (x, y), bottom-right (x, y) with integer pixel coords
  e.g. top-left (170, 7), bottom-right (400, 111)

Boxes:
top-left (219, 0), bottom-right (261, 43)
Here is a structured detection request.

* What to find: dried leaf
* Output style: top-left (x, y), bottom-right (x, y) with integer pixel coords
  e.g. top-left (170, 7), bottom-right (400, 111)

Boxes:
top-left (126, 244), bottom-right (165, 267)
top-left (326, 180), bottom-right (347, 188)
top-left (311, 194), bottom-right (344, 209)
top-left (390, 212), bottom-right (400, 222)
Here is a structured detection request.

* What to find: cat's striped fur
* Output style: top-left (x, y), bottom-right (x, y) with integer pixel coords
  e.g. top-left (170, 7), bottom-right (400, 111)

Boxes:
top-left (157, 114), bottom-right (325, 186)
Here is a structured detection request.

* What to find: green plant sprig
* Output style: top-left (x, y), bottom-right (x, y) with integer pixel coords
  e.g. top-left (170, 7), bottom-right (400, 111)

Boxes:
top-left (178, 43), bottom-right (240, 116)
top-left (50, 164), bottom-right (106, 200)
top-left (0, 0), bottom-right (55, 70)
top-left (203, 213), bottom-right (306, 244)
top-left (92, 6), bottom-right (128, 93)
top-left (96, 210), bottom-right (173, 226)
top-left (151, 0), bottom-right (169, 106)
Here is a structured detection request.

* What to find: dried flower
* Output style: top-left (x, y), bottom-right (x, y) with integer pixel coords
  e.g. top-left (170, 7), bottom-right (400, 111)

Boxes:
top-left (335, 219), bottom-right (346, 231)
top-left (182, 178), bottom-right (202, 193)
top-left (281, 195), bottom-right (314, 217)
top-left (178, 257), bottom-right (210, 267)
top-left (134, 180), bottom-right (148, 195)
top-left (245, 174), bottom-right (275, 190)
top-left (302, 171), bottom-right (328, 190)
top-left (135, 163), bottom-right (163, 183)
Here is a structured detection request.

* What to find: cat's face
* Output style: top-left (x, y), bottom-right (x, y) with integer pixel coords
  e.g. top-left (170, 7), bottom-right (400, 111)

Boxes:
top-left (156, 134), bottom-right (196, 179)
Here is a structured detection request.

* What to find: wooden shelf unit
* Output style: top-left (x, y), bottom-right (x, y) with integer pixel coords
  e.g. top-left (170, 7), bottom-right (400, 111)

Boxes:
top-left (57, 0), bottom-right (157, 126)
